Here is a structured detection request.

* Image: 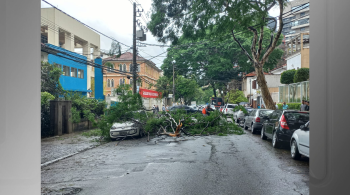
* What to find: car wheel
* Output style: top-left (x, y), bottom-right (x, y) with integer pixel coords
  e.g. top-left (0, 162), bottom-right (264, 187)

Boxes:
top-left (138, 129), bottom-right (144, 138)
top-left (244, 120), bottom-right (248, 130)
top-left (251, 123), bottom-right (256, 134)
top-left (291, 140), bottom-right (302, 160)
top-left (272, 131), bottom-right (281, 148)
top-left (261, 126), bottom-right (267, 140)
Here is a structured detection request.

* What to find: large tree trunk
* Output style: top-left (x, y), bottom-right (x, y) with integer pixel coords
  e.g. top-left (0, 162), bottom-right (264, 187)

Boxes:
top-left (255, 65), bottom-right (276, 110)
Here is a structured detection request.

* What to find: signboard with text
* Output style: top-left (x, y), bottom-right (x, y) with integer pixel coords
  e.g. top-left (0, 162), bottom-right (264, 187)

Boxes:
top-left (139, 88), bottom-right (162, 98)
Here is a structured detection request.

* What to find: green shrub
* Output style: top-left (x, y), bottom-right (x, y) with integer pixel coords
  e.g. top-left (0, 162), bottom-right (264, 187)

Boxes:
top-left (294, 68), bottom-right (309, 83)
top-left (280, 69), bottom-right (296, 84)
top-left (41, 92), bottom-right (55, 137)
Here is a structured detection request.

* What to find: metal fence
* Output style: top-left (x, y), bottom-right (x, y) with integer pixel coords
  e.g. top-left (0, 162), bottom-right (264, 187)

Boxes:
top-left (279, 81), bottom-right (309, 103)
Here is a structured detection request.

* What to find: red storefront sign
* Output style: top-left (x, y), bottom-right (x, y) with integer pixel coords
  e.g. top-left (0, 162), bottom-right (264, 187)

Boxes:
top-left (139, 88), bottom-right (162, 98)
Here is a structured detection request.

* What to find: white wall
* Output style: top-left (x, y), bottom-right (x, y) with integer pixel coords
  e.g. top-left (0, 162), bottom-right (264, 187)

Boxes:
top-left (243, 77), bottom-right (256, 98)
top-left (265, 75), bottom-right (282, 88)
top-left (287, 53), bottom-right (301, 70)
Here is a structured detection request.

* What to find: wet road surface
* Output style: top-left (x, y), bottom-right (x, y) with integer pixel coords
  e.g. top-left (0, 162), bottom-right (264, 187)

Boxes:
top-left (41, 126), bottom-right (309, 195)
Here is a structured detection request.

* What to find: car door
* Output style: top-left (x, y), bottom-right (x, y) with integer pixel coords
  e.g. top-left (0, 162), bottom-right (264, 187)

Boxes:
top-left (298, 121), bottom-right (310, 156)
top-left (247, 110), bottom-right (256, 124)
top-left (265, 111), bottom-right (277, 138)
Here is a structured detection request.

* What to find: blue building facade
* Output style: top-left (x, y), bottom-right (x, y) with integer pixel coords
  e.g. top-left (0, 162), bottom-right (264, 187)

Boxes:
top-left (46, 43), bottom-right (91, 96)
top-left (94, 57), bottom-right (104, 100)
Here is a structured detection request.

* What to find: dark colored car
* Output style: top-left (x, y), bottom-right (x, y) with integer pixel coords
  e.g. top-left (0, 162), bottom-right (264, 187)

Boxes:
top-left (243, 109), bottom-right (274, 134)
top-left (261, 110), bottom-right (309, 148)
top-left (169, 105), bottom-right (200, 113)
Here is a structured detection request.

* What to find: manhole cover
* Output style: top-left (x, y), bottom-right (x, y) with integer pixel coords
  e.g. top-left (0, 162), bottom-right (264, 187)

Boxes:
top-left (59, 187), bottom-right (82, 195)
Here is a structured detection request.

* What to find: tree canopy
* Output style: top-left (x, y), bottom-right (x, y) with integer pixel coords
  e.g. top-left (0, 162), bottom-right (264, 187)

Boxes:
top-left (148, 0), bottom-right (288, 110)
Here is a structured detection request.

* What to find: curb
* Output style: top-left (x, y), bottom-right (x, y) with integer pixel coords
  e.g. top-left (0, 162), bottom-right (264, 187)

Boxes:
top-left (41, 144), bottom-right (101, 168)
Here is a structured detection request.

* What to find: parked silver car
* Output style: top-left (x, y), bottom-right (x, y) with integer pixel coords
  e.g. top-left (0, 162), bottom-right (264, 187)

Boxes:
top-left (290, 121), bottom-right (309, 160)
top-left (109, 110), bottom-right (147, 140)
top-left (243, 109), bottom-right (274, 134)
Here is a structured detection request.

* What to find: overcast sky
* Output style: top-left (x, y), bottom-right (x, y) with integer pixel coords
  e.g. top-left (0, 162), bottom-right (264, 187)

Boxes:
top-left (41, 0), bottom-right (280, 68)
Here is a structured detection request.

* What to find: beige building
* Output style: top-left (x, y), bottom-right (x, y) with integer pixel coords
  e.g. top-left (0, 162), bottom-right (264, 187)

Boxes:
top-left (41, 8), bottom-right (101, 95)
top-left (102, 52), bottom-right (162, 96)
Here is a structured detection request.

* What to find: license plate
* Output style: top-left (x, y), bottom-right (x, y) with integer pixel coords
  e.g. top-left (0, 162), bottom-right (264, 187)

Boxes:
top-left (120, 131), bottom-right (127, 136)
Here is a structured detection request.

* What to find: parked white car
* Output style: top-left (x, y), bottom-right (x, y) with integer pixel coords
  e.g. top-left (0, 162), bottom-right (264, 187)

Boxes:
top-left (223, 104), bottom-right (238, 116)
top-left (109, 110), bottom-right (147, 141)
top-left (290, 121), bottom-right (309, 160)
top-left (233, 109), bottom-right (247, 123)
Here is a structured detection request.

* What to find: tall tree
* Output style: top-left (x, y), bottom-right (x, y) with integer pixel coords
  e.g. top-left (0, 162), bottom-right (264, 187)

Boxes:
top-left (148, 0), bottom-right (287, 110)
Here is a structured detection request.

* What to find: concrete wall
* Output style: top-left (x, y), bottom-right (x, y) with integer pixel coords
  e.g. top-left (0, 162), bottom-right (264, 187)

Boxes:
top-left (142, 98), bottom-right (163, 110)
top-left (265, 75), bottom-right (282, 88)
top-left (72, 119), bottom-right (97, 132)
top-left (242, 77), bottom-right (256, 98)
top-left (50, 100), bottom-right (73, 136)
top-left (271, 92), bottom-right (279, 103)
top-left (41, 8), bottom-right (100, 51)
top-left (301, 48), bottom-right (310, 68)
top-left (287, 53), bottom-right (302, 70)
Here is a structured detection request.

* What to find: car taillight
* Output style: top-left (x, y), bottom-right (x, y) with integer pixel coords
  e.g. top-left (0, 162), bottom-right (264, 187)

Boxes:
top-left (226, 109), bottom-right (227, 112)
top-left (256, 117), bottom-right (260, 122)
top-left (280, 114), bottom-right (290, 129)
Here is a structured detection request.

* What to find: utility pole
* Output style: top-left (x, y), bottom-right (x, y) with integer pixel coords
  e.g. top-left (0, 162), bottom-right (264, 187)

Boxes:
top-left (132, 2), bottom-right (137, 94)
top-left (172, 63), bottom-right (175, 105)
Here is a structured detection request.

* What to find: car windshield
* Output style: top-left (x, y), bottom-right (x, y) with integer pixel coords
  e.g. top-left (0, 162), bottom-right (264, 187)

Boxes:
top-left (259, 110), bottom-right (274, 117)
top-left (227, 105), bottom-right (235, 108)
top-left (284, 112), bottom-right (309, 123)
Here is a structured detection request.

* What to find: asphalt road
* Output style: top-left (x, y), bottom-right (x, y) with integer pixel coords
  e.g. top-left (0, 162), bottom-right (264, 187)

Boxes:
top-left (41, 124), bottom-right (309, 195)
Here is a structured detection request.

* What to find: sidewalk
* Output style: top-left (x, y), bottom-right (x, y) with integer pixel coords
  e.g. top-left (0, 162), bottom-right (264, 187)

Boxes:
top-left (41, 129), bottom-right (104, 166)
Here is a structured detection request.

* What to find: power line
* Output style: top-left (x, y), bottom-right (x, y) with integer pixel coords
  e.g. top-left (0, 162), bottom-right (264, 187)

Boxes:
top-left (41, 44), bottom-right (134, 77)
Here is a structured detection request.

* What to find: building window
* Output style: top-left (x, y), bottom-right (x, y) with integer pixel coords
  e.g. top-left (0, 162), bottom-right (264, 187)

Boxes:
top-left (78, 69), bottom-right (84, 79)
top-left (111, 79), bottom-right (114, 87)
top-left (55, 64), bottom-right (62, 70)
top-left (300, 27), bottom-right (306, 31)
top-left (123, 64), bottom-right (126, 72)
top-left (300, 12), bottom-right (305, 17)
top-left (129, 64), bottom-right (133, 72)
top-left (119, 64), bottom-right (123, 71)
top-left (63, 66), bottom-right (70, 76)
top-left (71, 67), bottom-right (77, 78)
top-left (137, 64), bottom-right (140, 72)
top-left (119, 79), bottom-right (123, 85)
top-left (130, 79), bottom-right (133, 85)
top-left (107, 79), bottom-right (110, 87)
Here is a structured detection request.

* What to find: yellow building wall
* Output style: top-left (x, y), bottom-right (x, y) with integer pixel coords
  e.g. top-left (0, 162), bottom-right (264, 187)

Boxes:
top-left (301, 48), bottom-right (309, 68)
